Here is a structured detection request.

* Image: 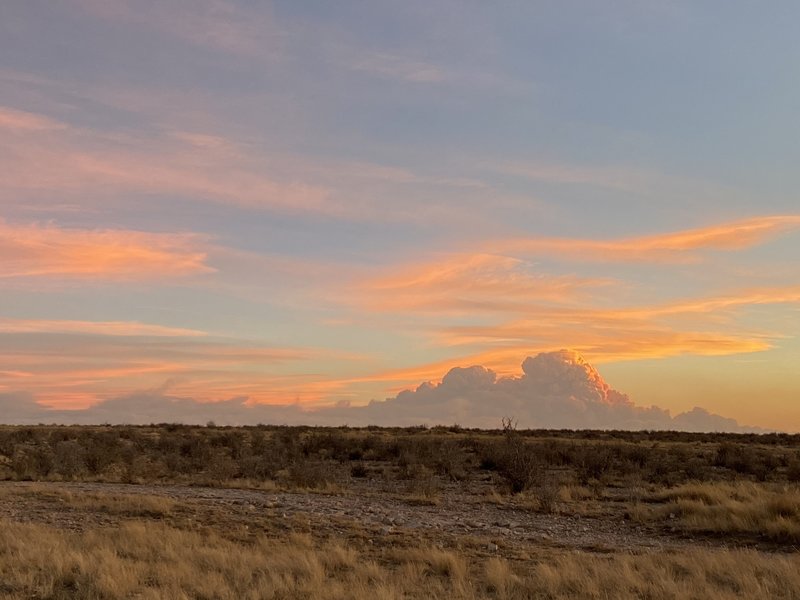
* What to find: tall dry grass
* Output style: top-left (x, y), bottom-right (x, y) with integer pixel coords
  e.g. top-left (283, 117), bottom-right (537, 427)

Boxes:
top-left (632, 481), bottom-right (800, 542)
top-left (2, 517), bottom-right (800, 599)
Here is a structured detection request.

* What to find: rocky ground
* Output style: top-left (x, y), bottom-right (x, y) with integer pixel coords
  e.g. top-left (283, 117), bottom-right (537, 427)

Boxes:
top-left (0, 479), bottom-right (712, 561)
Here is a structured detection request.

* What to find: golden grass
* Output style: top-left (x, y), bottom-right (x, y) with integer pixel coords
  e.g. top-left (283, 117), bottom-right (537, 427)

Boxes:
top-left (0, 485), bottom-right (175, 518)
top-left (484, 488), bottom-right (507, 505)
top-left (401, 493), bottom-right (442, 506)
top-left (484, 557), bottom-right (521, 599)
top-left (556, 484), bottom-right (595, 503)
top-left (2, 517), bottom-right (800, 599)
top-left (514, 485), bottom-right (603, 516)
top-left (213, 478), bottom-right (279, 491)
top-left (525, 550), bottom-right (800, 599)
top-left (633, 481), bottom-right (800, 542)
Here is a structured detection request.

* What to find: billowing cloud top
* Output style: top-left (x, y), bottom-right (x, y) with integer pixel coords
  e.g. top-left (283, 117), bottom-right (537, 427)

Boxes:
top-left (355, 350), bottom-right (744, 431)
top-left (0, 350), bottom-right (756, 432)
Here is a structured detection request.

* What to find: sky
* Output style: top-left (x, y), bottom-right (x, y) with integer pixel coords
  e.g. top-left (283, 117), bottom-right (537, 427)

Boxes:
top-left (1, 1), bottom-right (799, 431)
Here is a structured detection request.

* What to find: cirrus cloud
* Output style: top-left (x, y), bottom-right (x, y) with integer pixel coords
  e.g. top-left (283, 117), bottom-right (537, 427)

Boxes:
top-left (495, 215), bottom-right (800, 263)
top-left (0, 319), bottom-right (205, 337)
top-left (0, 106), bottom-right (67, 131)
top-left (0, 219), bottom-right (213, 282)
top-left (358, 253), bottom-right (609, 315)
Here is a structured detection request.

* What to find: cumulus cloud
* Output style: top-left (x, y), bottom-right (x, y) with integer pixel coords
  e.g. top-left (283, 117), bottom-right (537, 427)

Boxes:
top-left (0, 350), bottom-right (759, 432)
top-left (351, 350), bottom-right (754, 431)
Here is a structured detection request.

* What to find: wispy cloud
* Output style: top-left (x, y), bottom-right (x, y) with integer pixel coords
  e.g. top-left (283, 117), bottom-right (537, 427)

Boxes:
top-left (358, 253), bottom-right (609, 314)
top-left (0, 327), bottom-right (350, 408)
top-left (73, 0), bottom-right (281, 58)
top-left (347, 52), bottom-right (447, 83)
top-left (343, 329), bottom-right (774, 393)
top-left (71, 0), bottom-right (526, 97)
top-left (0, 319), bottom-right (206, 337)
top-left (341, 218), bottom-right (800, 382)
top-left (0, 106), bottom-right (67, 131)
top-left (0, 105), bottom-right (332, 214)
top-left (350, 218), bottom-right (800, 317)
top-left (490, 161), bottom-right (655, 192)
top-left (495, 215), bottom-right (800, 263)
top-left (437, 325), bottom-right (773, 364)
top-left (436, 286), bottom-right (800, 334)
top-left (0, 103), bottom-right (501, 222)
top-left (0, 219), bottom-right (213, 282)
top-left (485, 160), bottom-right (736, 205)
top-left (0, 103), bottom-right (525, 227)
top-left (412, 286), bottom-right (800, 372)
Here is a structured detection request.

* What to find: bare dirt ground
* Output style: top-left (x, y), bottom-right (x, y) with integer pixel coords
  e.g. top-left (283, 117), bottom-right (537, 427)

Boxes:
top-left (0, 479), bottom-right (711, 560)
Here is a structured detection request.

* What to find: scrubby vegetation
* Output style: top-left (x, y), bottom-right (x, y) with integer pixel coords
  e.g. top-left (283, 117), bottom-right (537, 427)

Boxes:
top-left (1, 423), bottom-right (798, 490)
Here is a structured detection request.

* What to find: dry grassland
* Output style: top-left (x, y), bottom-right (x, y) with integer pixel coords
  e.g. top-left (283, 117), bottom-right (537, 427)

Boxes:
top-left (2, 515), bottom-right (800, 600)
top-left (2, 425), bottom-right (800, 598)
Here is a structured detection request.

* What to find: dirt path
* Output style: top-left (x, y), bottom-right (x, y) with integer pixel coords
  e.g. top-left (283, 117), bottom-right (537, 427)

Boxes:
top-left (0, 480), bottom-right (697, 554)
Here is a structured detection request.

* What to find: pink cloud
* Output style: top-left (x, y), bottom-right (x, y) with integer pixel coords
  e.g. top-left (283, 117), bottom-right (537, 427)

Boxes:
top-left (0, 106), bottom-right (67, 131)
top-left (73, 0), bottom-right (281, 58)
top-left (0, 104), bottom-right (331, 214)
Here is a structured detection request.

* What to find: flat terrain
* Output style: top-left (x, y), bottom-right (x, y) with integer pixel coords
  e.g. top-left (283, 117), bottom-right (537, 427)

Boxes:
top-left (0, 478), bottom-right (682, 554)
top-left (2, 424), bottom-right (800, 598)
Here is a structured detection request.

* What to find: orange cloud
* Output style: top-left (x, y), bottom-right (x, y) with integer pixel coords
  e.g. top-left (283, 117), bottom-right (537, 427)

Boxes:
top-left (352, 218), bottom-right (800, 320)
top-left (432, 286), bottom-right (800, 339)
top-left (342, 231), bottom-right (800, 398)
top-left (496, 215), bottom-right (800, 262)
top-left (0, 219), bottom-right (213, 281)
top-left (359, 253), bottom-right (609, 314)
top-left (619, 287), bottom-right (800, 320)
top-left (341, 285), bottom-right (800, 396)
top-left (415, 287), bottom-right (800, 381)
top-left (345, 329), bottom-right (773, 397)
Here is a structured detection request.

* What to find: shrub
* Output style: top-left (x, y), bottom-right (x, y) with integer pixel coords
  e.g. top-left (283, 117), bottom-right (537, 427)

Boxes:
top-left (350, 463), bottom-right (368, 478)
top-left (53, 440), bottom-right (86, 479)
top-left (480, 418), bottom-right (541, 493)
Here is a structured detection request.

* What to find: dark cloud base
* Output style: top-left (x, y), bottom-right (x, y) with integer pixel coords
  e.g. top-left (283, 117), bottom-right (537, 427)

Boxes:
top-left (0, 351), bottom-right (758, 432)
